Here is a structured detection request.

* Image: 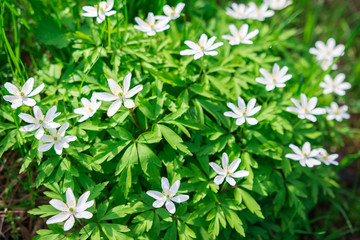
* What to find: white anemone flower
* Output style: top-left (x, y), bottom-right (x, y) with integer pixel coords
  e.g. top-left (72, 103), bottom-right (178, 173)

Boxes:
top-left (46, 188), bottom-right (94, 231)
top-left (309, 38), bottom-right (345, 61)
top-left (38, 122), bottom-right (77, 155)
top-left (222, 24), bottom-right (259, 45)
top-left (74, 96), bottom-right (101, 122)
top-left (256, 63), bottom-right (292, 91)
top-left (134, 12), bottom-right (170, 36)
top-left (248, 2), bottom-right (274, 21)
top-left (320, 73), bottom-right (351, 96)
top-left (180, 34), bottom-right (224, 60)
top-left (82, 0), bottom-right (116, 24)
top-left (315, 148), bottom-right (339, 166)
top-left (93, 73), bottom-right (143, 117)
top-left (209, 152), bottom-right (249, 186)
top-left (225, 3), bottom-right (253, 20)
top-left (162, 2), bottom-right (185, 20)
top-left (264, 0), bottom-right (292, 10)
top-left (326, 102), bottom-right (350, 122)
top-left (3, 77), bottom-right (44, 109)
top-left (285, 142), bottom-right (321, 168)
top-left (146, 177), bottom-right (189, 214)
top-left (286, 94), bottom-right (326, 122)
top-left (224, 97), bottom-right (262, 126)
top-left (19, 106), bottom-right (61, 139)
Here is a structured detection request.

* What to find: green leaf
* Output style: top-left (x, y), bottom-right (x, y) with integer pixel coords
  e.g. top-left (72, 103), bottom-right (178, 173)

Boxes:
top-left (239, 189), bottom-right (264, 219)
top-left (137, 143), bottom-right (161, 180)
top-left (158, 124), bottom-right (192, 155)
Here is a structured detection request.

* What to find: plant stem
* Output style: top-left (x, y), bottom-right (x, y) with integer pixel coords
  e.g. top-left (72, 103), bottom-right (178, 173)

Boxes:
top-left (107, 17), bottom-right (111, 47)
top-left (293, 119), bottom-right (301, 129)
top-left (130, 109), bottom-right (143, 132)
top-left (264, 90), bottom-right (274, 104)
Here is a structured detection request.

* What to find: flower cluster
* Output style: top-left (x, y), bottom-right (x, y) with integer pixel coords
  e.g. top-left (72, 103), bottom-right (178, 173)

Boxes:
top-left (226, 0), bottom-right (292, 21)
top-left (9, 0), bottom-right (350, 235)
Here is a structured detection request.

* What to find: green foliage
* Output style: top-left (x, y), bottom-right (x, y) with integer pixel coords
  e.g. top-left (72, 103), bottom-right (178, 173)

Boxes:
top-left (1, 0), bottom-right (359, 239)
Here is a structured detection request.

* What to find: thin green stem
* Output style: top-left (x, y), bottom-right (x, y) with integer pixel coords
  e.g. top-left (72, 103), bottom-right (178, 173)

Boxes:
top-left (264, 90), bottom-right (274, 104)
top-left (293, 119), bottom-right (302, 129)
top-left (10, 107), bottom-right (27, 155)
top-left (107, 17), bottom-right (111, 47)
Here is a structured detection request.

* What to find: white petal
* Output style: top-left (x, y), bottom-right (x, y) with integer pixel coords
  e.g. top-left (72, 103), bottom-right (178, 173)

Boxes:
top-left (153, 198), bottom-right (166, 208)
top-left (63, 215), bottom-right (75, 231)
top-left (146, 190), bottom-right (163, 200)
top-left (226, 176), bottom-right (236, 186)
top-left (28, 83), bottom-right (45, 97)
top-left (4, 82), bottom-right (19, 94)
top-left (165, 200), bottom-right (176, 214)
top-left (19, 113), bottom-right (35, 123)
top-left (23, 98), bottom-right (36, 107)
top-left (222, 152), bottom-right (229, 168)
top-left (169, 180), bottom-right (180, 196)
top-left (236, 117), bottom-right (246, 126)
top-left (38, 143), bottom-right (53, 152)
top-left (20, 124), bottom-right (39, 132)
top-left (246, 117), bottom-right (258, 125)
top-left (35, 127), bottom-right (45, 139)
top-left (77, 191), bottom-right (91, 210)
top-left (123, 73), bottom-right (132, 92)
top-left (107, 99), bottom-right (122, 117)
top-left (93, 92), bottom-right (117, 101)
top-left (75, 211), bottom-right (93, 219)
top-left (161, 177), bottom-right (170, 191)
top-left (46, 212), bottom-right (70, 225)
top-left (49, 199), bottom-right (68, 211)
top-left (22, 77), bottom-right (34, 95)
top-left (66, 188), bottom-right (77, 209)
top-left (214, 174), bottom-right (226, 185)
top-left (231, 170), bottom-right (249, 178)
top-left (209, 162), bottom-right (223, 174)
top-left (228, 159), bottom-right (241, 173)
top-left (172, 195), bottom-right (189, 203)
top-left (126, 85), bottom-right (143, 98)
top-left (123, 99), bottom-right (135, 109)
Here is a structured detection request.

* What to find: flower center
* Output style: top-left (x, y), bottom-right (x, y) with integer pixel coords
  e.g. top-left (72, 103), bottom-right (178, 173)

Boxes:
top-left (118, 92), bottom-right (123, 98)
top-left (69, 207), bottom-right (74, 212)
top-left (39, 120), bottom-right (43, 124)
top-left (54, 137), bottom-right (58, 141)
top-left (20, 92), bottom-right (25, 96)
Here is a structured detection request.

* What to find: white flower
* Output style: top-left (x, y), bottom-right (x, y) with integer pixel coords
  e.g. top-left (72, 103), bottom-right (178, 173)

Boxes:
top-left (74, 96), bottom-right (101, 122)
top-left (162, 2), bottom-right (185, 20)
top-left (286, 94), bottom-right (326, 122)
top-left (315, 148), bottom-right (339, 166)
top-left (248, 2), bottom-right (274, 21)
top-left (38, 122), bottom-right (77, 155)
top-left (264, 0), bottom-right (292, 10)
top-left (3, 77), bottom-right (44, 109)
top-left (134, 12), bottom-right (170, 36)
top-left (209, 152), bottom-right (249, 186)
top-left (225, 3), bottom-right (253, 19)
top-left (285, 142), bottom-right (321, 167)
top-left (93, 73), bottom-right (143, 117)
top-left (82, 0), bottom-right (116, 23)
top-left (146, 177), bottom-right (189, 214)
top-left (224, 97), bottom-right (262, 126)
top-left (256, 63), bottom-right (292, 91)
top-left (180, 34), bottom-right (224, 60)
top-left (309, 38), bottom-right (345, 61)
top-left (320, 73), bottom-right (351, 96)
top-left (19, 106), bottom-right (61, 139)
top-left (222, 24), bottom-right (259, 46)
top-left (326, 102), bottom-right (350, 122)
top-left (46, 188), bottom-right (94, 231)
